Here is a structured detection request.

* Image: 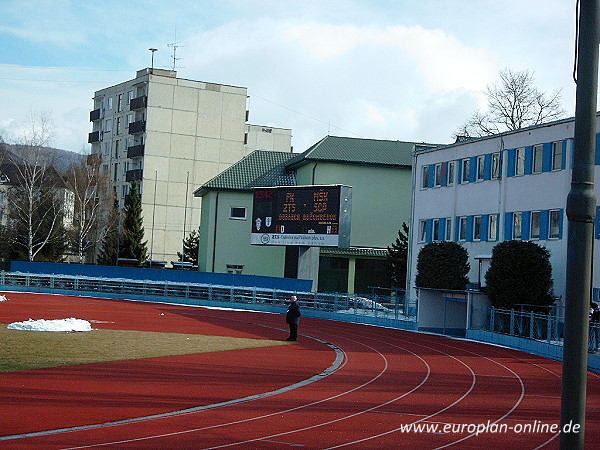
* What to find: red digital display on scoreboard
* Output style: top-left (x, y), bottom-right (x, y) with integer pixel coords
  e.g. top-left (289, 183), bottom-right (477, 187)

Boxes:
top-left (251, 185), bottom-right (351, 247)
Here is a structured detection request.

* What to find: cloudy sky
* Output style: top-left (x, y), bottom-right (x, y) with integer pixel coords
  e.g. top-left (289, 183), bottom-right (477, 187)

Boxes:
top-left (0, 0), bottom-right (585, 154)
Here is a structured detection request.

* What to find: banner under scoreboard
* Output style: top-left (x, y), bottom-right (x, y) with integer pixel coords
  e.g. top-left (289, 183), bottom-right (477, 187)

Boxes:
top-left (251, 185), bottom-right (352, 247)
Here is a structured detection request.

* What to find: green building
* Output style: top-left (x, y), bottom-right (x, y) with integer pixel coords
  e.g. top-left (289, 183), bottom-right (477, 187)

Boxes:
top-left (194, 135), bottom-right (425, 294)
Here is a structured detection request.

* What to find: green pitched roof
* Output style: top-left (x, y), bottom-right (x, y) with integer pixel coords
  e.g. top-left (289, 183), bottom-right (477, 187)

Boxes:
top-left (286, 135), bottom-right (439, 169)
top-left (194, 150), bottom-right (296, 197)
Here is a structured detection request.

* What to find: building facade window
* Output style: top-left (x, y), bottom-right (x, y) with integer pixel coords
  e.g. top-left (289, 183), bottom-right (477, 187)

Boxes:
top-left (492, 152), bottom-right (501, 179)
top-left (477, 155), bottom-right (485, 181)
top-left (230, 207), bottom-right (247, 220)
top-left (107, 97), bottom-right (113, 110)
top-left (434, 163), bottom-right (443, 187)
top-left (115, 140), bottom-right (120, 158)
top-left (432, 218), bottom-right (440, 241)
top-left (550, 209), bottom-right (561, 239)
top-left (445, 217), bottom-right (452, 241)
top-left (459, 216), bottom-right (468, 241)
top-left (533, 144), bottom-right (543, 173)
top-left (531, 210), bottom-right (541, 239)
top-left (226, 264), bottom-right (244, 274)
top-left (421, 165), bottom-right (429, 189)
top-left (516, 147), bottom-right (525, 176)
top-left (473, 215), bottom-right (482, 241)
top-left (116, 117), bottom-right (122, 135)
top-left (488, 214), bottom-right (498, 241)
top-left (552, 141), bottom-right (563, 171)
top-left (461, 158), bottom-right (470, 183)
top-left (105, 118), bottom-right (112, 133)
top-left (419, 220), bottom-right (427, 242)
top-left (447, 161), bottom-right (455, 185)
top-left (113, 163), bottom-right (119, 182)
top-left (127, 90), bottom-right (134, 105)
top-left (513, 211), bottom-right (523, 239)
top-left (117, 94), bottom-right (123, 112)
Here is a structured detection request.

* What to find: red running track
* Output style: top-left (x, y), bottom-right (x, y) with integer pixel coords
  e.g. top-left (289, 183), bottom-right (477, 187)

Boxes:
top-left (1, 291), bottom-right (599, 449)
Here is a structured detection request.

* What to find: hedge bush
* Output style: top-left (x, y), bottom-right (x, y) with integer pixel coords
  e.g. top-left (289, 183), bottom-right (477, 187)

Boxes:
top-left (485, 240), bottom-right (553, 310)
top-left (415, 242), bottom-right (470, 290)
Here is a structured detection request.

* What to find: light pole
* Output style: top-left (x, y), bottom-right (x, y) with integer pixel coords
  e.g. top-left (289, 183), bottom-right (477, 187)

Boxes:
top-left (149, 48), bottom-right (158, 72)
top-left (560, 1), bottom-right (600, 448)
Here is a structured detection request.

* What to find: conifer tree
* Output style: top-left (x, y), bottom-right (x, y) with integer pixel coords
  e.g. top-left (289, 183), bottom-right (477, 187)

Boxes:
top-left (120, 181), bottom-right (147, 265)
top-left (96, 198), bottom-right (119, 266)
top-left (177, 229), bottom-right (199, 265)
top-left (386, 222), bottom-right (409, 289)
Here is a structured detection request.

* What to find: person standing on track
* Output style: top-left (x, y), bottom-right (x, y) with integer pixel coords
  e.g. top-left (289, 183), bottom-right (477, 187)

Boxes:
top-left (286, 295), bottom-right (301, 341)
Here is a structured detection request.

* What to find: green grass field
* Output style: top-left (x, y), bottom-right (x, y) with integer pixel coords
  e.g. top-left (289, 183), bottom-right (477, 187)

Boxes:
top-left (0, 324), bottom-right (287, 373)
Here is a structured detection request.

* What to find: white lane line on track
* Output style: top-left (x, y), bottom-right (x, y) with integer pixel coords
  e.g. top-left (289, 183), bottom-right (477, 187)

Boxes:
top-left (20, 313), bottom-right (562, 450)
top-left (321, 332), bottom-right (479, 449)
top-left (61, 330), bottom-right (432, 450)
top-left (2, 329), bottom-right (345, 445)
top-left (201, 335), bottom-right (434, 450)
top-left (333, 329), bottom-right (528, 449)
top-left (432, 338), bottom-right (564, 449)
top-left (201, 324), bottom-right (501, 450)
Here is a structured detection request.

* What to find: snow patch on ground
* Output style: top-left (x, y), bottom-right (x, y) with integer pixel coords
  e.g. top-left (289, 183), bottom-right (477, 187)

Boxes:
top-left (7, 318), bottom-right (93, 332)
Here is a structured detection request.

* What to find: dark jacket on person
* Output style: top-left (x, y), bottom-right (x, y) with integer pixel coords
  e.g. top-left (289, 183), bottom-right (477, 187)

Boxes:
top-left (286, 301), bottom-right (301, 325)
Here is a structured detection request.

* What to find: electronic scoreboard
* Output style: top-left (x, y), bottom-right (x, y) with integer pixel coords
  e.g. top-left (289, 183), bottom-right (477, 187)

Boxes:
top-left (251, 185), bottom-right (352, 247)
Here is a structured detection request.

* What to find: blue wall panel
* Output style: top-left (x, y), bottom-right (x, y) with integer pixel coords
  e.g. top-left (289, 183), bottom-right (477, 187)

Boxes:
top-left (507, 149), bottom-right (516, 177)
top-left (9, 261), bottom-right (313, 292)
top-left (483, 153), bottom-right (492, 180)
top-left (542, 142), bottom-right (552, 173)
top-left (524, 146), bottom-right (533, 175)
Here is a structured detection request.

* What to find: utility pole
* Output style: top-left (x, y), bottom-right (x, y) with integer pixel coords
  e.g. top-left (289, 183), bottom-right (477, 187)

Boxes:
top-left (560, 1), bottom-right (599, 448)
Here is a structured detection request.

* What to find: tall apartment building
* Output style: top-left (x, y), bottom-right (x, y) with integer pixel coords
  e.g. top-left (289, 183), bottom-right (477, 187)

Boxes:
top-left (88, 68), bottom-right (292, 264)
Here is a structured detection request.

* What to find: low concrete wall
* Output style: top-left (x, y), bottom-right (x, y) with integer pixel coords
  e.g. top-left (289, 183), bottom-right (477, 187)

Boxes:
top-left (467, 329), bottom-right (600, 374)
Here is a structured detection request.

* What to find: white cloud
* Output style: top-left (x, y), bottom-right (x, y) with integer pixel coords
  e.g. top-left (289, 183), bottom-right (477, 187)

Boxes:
top-left (173, 18), bottom-right (503, 152)
top-left (0, 1), bottom-right (580, 153)
top-left (284, 23), bottom-right (373, 60)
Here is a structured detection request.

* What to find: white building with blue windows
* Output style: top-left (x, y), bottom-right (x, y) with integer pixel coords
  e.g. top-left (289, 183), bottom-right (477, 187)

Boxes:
top-left (407, 115), bottom-right (600, 307)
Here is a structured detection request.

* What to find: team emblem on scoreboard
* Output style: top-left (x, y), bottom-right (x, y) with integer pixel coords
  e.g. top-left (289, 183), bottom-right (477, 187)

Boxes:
top-left (266, 216), bottom-right (272, 227)
top-left (255, 217), bottom-right (262, 231)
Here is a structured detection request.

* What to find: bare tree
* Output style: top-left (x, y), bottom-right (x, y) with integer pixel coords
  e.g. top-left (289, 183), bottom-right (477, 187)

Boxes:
top-left (65, 153), bottom-right (111, 263)
top-left (455, 68), bottom-right (565, 139)
top-left (6, 111), bottom-right (66, 261)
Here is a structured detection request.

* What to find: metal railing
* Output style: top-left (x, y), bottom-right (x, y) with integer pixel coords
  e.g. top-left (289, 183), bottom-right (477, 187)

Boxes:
top-left (0, 272), bottom-right (417, 323)
top-left (470, 305), bottom-right (600, 353)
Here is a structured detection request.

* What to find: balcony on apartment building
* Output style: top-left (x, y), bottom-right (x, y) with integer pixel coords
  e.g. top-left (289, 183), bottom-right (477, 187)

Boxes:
top-left (127, 144), bottom-right (145, 159)
top-left (130, 95), bottom-right (147, 110)
top-left (129, 120), bottom-right (146, 134)
top-left (89, 108), bottom-right (102, 122)
top-left (88, 131), bottom-right (101, 143)
top-left (125, 169), bottom-right (143, 183)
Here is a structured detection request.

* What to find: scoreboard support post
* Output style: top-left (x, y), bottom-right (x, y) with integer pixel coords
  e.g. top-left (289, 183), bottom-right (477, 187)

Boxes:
top-left (297, 246), bottom-right (320, 291)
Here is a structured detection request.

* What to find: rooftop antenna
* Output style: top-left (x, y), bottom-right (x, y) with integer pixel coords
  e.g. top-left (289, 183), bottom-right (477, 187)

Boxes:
top-left (149, 48), bottom-right (158, 73)
top-left (167, 29), bottom-right (184, 71)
